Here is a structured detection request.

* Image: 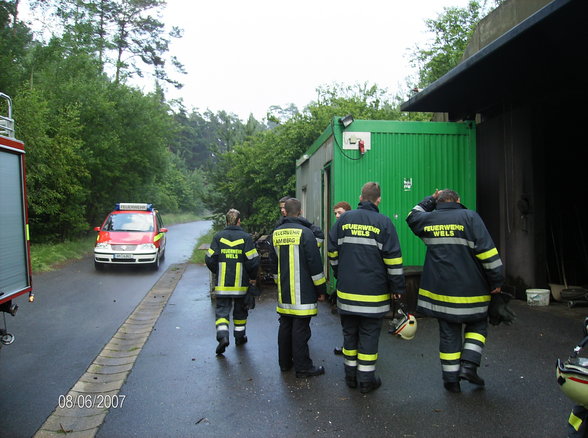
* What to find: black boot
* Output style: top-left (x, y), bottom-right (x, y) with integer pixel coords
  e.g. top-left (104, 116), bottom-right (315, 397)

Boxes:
top-left (443, 381), bottom-right (461, 393)
top-left (235, 336), bottom-right (248, 346)
top-left (359, 376), bottom-right (382, 394)
top-left (296, 366), bottom-right (325, 378)
top-left (345, 374), bottom-right (358, 388)
top-left (459, 361), bottom-right (485, 386)
top-left (215, 337), bottom-right (229, 355)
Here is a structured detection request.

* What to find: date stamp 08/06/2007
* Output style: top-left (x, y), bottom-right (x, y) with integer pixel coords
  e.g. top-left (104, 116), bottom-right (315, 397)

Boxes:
top-left (58, 394), bottom-right (126, 409)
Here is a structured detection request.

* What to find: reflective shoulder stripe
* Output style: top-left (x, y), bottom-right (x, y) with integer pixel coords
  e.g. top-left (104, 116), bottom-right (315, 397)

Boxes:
top-left (154, 233), bottom-right (164, 242)
top-left (207, 248), bottom-right (215, 256)
top-left (476, 247), bottom-right (498, 260)
top-left (220, 238), bottom-right (245, 247)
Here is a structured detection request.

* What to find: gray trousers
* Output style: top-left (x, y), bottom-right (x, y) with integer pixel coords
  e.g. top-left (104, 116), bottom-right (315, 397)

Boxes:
top-left (215, 297), bottom-right (248, 341)
top-left (438, 318), bottom-right (487, 382)
top-left (341, 314), bottom-right (383, 383)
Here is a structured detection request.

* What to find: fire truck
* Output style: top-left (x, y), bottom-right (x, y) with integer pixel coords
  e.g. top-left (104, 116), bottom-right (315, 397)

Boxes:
top-left (0, 92), bottom-right (33, 350)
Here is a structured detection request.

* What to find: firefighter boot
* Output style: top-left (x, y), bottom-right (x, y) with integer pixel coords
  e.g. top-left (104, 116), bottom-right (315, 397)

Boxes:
top-left (459, 360), bottom-right (485, 386)
top-left (216, 337), bottom-right (229, 355)
top-left (296, 366), bottom-right (325, 378)
top-left (443, 381), bottom-right (461, 393)
top-left (345, 370), bottom-right (358, 388)
top-left (235, 336), bottom-right (248, 346)
top-left (359, 376), bottom-right (382, 394)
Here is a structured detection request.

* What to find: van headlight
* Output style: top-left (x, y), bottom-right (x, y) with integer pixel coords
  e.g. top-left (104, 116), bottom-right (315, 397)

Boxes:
top-left (138, 243), bottom-right (156, 251)
top-left (95, 242), bottom-right (111, 249)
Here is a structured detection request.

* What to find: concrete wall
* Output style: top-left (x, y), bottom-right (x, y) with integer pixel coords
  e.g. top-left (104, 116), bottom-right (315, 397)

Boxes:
top-left (462, 0), bottom-right (553, 60)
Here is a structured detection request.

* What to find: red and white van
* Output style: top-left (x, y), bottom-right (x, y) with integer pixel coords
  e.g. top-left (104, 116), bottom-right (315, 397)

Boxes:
top-left (94, 203), bottom-right (168, 270)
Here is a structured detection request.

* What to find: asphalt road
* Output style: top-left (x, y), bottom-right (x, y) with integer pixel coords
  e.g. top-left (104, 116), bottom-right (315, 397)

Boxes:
top-left (0, 220), bottom-right (211, 438)
top-left (99, 265), bottom-right (586, 438)
top-left (2, 219), bottom-right (587, 437)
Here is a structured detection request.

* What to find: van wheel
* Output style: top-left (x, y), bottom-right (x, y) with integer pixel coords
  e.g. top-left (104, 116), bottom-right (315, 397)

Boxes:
top-left (150, 252), bottom-right (160, 271)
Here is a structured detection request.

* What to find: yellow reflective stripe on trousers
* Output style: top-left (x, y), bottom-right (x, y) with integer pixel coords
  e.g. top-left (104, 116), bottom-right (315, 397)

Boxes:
top-left (358, 352), bottom-right (378, 361)
top-left (419, 288), bottom-right (491, 304)
top-left (343, 348), bottom-right (357, 357)
top-left (465, 332), bottom-right (486, 343)
top-left (216, 318), bottom-right (229, 326)
top-left (440, 351), bottom-right (461, 361)
top-left (476, 247), bottom-right (498, 260)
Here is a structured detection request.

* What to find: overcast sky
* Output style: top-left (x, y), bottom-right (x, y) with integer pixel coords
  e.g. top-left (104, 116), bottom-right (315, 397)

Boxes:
top-left (160, 0), bottom-right (472, 121)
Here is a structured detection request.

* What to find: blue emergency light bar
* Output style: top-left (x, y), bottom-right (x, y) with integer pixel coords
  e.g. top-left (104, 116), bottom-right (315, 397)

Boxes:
top-left (115, 203), bottom-right (153, 211)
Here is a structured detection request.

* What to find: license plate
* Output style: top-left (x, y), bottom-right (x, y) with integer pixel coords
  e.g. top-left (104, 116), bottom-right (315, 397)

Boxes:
top-left (114, 253), bottom-right (133, 259)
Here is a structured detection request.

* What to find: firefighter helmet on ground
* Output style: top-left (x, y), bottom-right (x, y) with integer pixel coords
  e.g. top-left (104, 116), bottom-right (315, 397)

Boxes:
top-left (557, 318), bottom-right (588, 408)
top-left (389, 308), bottom-right (417, 340)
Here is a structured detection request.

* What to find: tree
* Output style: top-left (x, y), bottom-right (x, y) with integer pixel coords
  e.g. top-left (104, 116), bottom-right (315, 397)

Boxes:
top-left (14, 87), bottom-right (90, 241)
top-left (205, 83), bottom-right (405, 233)
top-left (28, 0), bottom-right (185, 88)
top-left (410, 0), bottom-right (502, 88)
top-left (0, 0), bottom-right (34, 95)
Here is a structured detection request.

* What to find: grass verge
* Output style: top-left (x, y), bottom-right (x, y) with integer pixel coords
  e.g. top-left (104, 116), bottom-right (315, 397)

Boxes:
top-left (190, 228), bottom-right (216, 265)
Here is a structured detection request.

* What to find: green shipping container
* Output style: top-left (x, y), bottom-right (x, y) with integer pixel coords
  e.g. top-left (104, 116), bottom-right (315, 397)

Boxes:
top-left (296, 117), bottom-right (476, 291)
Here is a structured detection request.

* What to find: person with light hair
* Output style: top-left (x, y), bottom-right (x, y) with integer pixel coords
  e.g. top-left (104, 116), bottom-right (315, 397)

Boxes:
top-left (206, 209), bottom-right (260, 355)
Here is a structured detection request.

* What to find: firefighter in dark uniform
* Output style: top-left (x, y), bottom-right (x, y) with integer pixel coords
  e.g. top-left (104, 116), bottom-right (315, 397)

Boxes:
top-left (328, 182), bottom-right (406, 394)
top-left (205, 209), bottom-right (260, 355)
top-left (406, 189), bottom-right (504, 393)
top-left (271, 198), bottom-right (327, 378)
top-left (277, 195), bottom-right (325, 248)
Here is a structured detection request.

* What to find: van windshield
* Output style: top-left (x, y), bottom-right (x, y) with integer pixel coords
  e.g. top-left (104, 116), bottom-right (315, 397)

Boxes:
top-left (103, 213), bottom-right (153, 232)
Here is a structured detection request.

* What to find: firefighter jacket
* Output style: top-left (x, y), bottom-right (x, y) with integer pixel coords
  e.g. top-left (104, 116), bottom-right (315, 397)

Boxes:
top-left (406, 196), bottom-right (505, 323)
top-left (205, 225), bottom-right (260, 298)
top-left (328, 201), bottom-right (406, 318)
top-left (275, 215), bottom-right (324, 248)
top-left (271, 217), bottom-right (326, 317)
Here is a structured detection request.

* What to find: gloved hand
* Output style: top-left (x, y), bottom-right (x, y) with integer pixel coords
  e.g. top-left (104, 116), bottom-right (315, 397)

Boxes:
top-left (488, 292), bottom-right (516, 325)
top-left (243, 284), bottom-right (261, 311)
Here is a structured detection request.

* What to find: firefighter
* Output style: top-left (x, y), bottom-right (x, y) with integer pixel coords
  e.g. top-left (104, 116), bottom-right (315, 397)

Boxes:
top-left (328, 182), bottom-right (406, 393)
top-left (277, 195), bottom-right (324, 248)
top-left (205, 209), bottom-right (260, 355)
top-left (406, 189), bottom-right (504, 393)
top-left (271, 198), bottom-right (327, 378)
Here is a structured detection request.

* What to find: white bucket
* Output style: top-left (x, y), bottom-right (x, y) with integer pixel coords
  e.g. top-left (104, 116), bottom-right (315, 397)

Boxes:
top-left (526, 289), bottom-right (550, 306)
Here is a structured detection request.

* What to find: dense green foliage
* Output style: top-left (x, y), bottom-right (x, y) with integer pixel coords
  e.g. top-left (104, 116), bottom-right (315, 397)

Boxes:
top-left (206, 84), bottom-right (408, 234)
top-left (410, 0), bottom-right (502, 88)
top-left (1, 0), bottom-right (491, 244)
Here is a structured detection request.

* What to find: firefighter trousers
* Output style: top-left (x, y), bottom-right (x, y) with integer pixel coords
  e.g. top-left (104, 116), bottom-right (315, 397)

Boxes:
top-left (215, 297), bottom-right (248, 342)
top-left (340, 314), bottom-right (383, 383)
top-left (438, 318), bottom-right (487, 383)
top-left (278, 315), bottom-right (313, 371)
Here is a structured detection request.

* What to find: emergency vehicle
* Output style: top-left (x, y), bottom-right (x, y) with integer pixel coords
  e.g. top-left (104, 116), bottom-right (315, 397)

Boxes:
top-left (93, 203), bottom-right (168, 270)
top-left (0, 92), bottom-right (34, 350)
